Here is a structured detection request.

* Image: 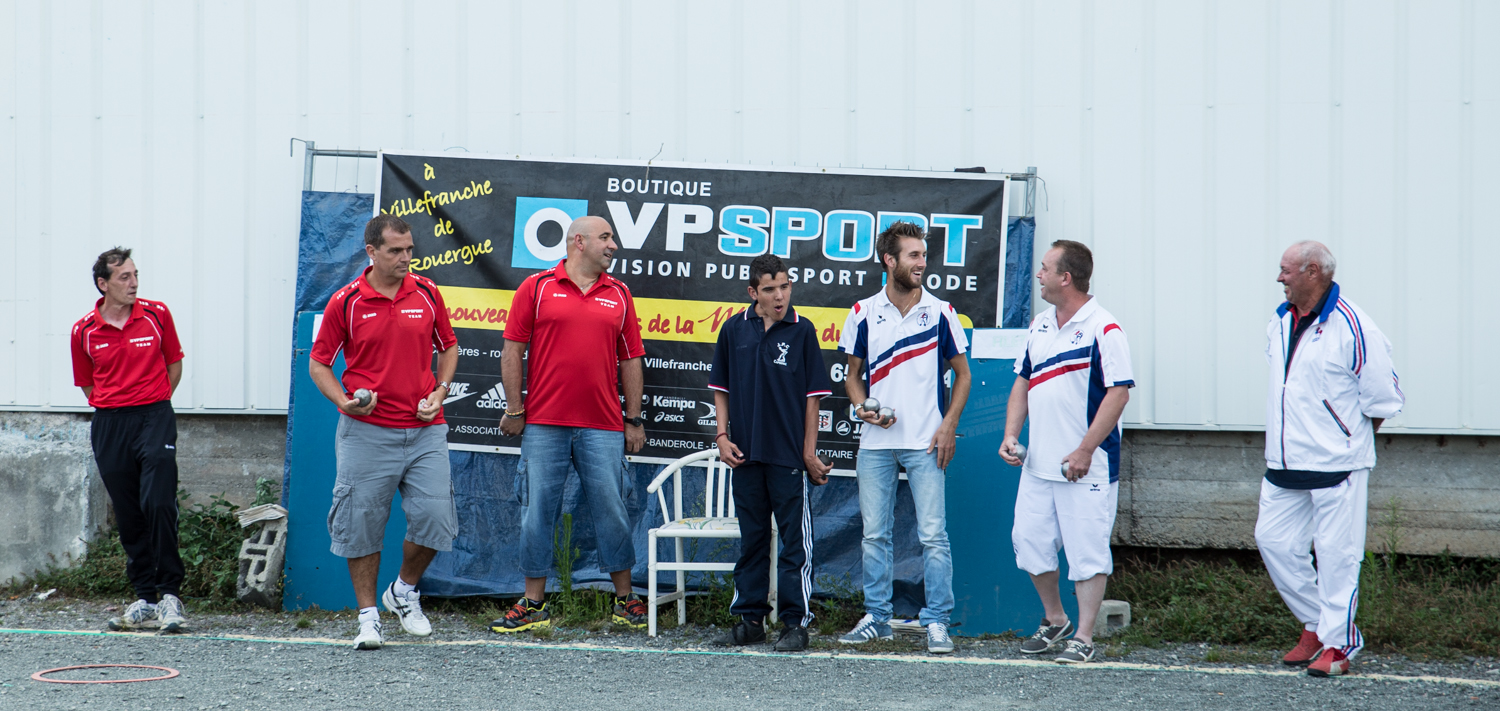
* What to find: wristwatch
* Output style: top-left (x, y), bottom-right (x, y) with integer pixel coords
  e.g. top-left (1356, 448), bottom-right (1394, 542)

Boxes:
top-left (625, 415), bottom-right (646, 428)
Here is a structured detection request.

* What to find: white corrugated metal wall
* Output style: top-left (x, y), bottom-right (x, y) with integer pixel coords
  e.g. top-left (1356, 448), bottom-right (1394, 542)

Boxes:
top-left (1, 0), bottom-right (1494, 433)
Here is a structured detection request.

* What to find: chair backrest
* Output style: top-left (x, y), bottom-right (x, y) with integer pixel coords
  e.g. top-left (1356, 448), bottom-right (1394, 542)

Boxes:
top-left (647, 448), bottom-right (736, 525)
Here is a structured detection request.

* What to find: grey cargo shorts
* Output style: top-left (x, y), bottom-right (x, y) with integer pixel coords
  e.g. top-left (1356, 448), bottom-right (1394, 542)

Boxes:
top-left (327, 415), bottom-right (458, 559)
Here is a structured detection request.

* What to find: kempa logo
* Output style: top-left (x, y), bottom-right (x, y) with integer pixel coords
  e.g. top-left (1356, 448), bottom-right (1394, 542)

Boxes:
top-left (652, 395), bottom-right (698, 411)
top-left (442, 382), bottom-right (476, 404)
top-left (512, 197), bottom-right (588, 269)
top-left (362, 312), bottom-right (378, 319)
top-left (475, 384), bottom-right (508, 410)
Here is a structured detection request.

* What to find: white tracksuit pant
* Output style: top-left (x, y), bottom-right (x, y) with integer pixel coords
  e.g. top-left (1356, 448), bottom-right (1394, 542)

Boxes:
top-left (1254, 469), bottom-right (1369, 657)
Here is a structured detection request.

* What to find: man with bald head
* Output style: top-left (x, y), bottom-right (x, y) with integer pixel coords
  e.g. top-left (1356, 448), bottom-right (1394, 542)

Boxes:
top-left (492, 215), bottom-right (650, 633)
top-left (1256, 240), bottom-right (1403, 677)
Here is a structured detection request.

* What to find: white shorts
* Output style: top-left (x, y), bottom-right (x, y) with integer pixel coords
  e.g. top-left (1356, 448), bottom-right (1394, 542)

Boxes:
top-left (1012, 472), bottom-right (1118, 581)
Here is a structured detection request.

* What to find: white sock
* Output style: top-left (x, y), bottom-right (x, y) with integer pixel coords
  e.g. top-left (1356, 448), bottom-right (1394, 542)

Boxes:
top-left (359, 607), bottom-right (379, 623)
top-left (394, 577), bottom-right (417, 599)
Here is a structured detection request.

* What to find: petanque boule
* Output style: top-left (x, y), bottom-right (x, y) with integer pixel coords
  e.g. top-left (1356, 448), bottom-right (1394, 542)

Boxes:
top-left (354, 388), bottom-right (372, 408)
top-left (1061, 461), bottom-right (1073, 478)
top-left (877, 407), bottom-right (894, 425)
top-left (1010, 443), bottom-right (1027, 461)
top-left (818, 454), bottom-right (833, 467)
top-left (859, 398), bottom-right (880, 414)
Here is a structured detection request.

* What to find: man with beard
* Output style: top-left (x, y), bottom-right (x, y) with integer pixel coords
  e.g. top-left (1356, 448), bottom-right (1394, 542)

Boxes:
top-left (491, 215), bottom-right (650, 633)
top-left (709, 253), bottom-right (832, 652)
top-left (836, 221), bottom-right (972, 655)
top-left (999, 239), bottom-right (1133, 664)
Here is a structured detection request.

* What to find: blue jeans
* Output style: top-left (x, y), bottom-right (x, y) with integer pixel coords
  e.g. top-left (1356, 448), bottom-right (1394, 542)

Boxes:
top-left (855, 448), bottom-right (953, 626)
top-left (516, 425), bottom-right (635, 579)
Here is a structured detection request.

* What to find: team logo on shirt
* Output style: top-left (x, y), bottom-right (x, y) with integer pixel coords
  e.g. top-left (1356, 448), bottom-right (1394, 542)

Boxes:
top-left (594, 297), bottom-right (619, 308)
top-left (918, 311), bottom-right (930, 328)
top-left (401, 308), bottom-right (425, 319)
top-left (1070, 330), bottom-right (1084, 344)
top-left (773, 342), bottom-right (790, 365)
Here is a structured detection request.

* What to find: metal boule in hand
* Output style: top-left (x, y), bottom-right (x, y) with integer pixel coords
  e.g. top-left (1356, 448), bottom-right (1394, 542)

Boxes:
top-left (1061, 461), bottom-right (1072, 478)
top-left (1011, 443), bottom-right (1027, 461)
top-left (860, 398), bottom-right (880, 414)
top-left (878, 407), bottom-right (894, 426)
top-left (354, 389), bottom-right (372, 408)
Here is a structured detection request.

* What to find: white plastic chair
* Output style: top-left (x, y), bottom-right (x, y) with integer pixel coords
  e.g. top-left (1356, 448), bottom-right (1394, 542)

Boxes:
top-left (645, 448), bottom-right (776, 636)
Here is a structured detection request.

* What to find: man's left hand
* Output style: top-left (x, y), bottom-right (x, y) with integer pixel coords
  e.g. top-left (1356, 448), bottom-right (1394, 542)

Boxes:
top-left (1062, 448), bottom-right (1092, 482)
top-left (416, 387), bottom-right (447, 422)
top-left (625, 421), bottom-right (645, 453)
top-left (928, 423), bottom-right (959, 469)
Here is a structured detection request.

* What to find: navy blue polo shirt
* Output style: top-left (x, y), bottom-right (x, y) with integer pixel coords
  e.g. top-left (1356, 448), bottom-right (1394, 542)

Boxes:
top-left (708, 305), bottom-right (833, 470)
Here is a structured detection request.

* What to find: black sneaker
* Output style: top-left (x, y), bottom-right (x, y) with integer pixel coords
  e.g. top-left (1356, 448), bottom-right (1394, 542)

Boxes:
top-left (773, 624), bottom-right (809, 652)
top-left (726, 618), bottom-right (766, 646)
top-left (1020, 618), bottom-right (1073, 654)
top-left (612, 595), bottom-right (649, 629)
top-left (490, 598), bottom-right (550, 633)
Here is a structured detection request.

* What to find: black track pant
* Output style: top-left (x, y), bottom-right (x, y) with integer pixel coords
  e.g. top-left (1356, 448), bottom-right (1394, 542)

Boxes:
top-left (90, 400), bottom-right (184, 602)
top-left (729, 462), bottom-right (814, 628)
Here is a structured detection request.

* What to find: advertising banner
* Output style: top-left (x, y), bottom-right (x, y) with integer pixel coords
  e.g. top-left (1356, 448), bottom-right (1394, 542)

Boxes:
top-left (375, 153), bottom-right (1010, 464)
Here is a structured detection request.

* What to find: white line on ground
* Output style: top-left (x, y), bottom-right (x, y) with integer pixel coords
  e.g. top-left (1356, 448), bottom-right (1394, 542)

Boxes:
top-left (3, 628), bottom-right (1494, 689)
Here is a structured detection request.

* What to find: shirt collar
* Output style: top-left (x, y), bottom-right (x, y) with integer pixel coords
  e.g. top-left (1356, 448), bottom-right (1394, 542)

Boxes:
top-left (872, 287), bottom-right (932, 316)
top-left (1057, 297), bottom-right (1098, 327)
top-left (548, 259), bottom-right (615, 295)
top-left (742, 303), bottom-right (799, 324)
top-left (357, 266), bottom-right (416, 301)
top-left (93, 297), bottom-right (144, 326)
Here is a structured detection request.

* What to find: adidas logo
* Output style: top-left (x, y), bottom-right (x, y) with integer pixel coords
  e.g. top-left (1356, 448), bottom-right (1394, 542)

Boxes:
top-left (475, 385), bottom-right (508, 410)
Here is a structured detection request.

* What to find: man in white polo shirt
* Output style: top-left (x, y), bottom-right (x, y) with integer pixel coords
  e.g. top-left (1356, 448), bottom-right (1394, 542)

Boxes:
top-left (999, 239), bottom-right (1133, 664)
top-left (836, 220), bottom-right (972, 655)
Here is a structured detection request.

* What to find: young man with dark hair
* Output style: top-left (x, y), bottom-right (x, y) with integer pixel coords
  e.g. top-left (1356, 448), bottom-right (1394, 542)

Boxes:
top-left (709, 253), bottom-right (832, 652)
top-left (999, 239), bottom-right (1134, 664)
top-left (310, 214), bottom-right (461, 650)
top-left (837, 221), bottom-right (972, 654)
top-left (71, 248), bottom-right (189, 632)
top-left (491, 215), bottom-right (650, 633)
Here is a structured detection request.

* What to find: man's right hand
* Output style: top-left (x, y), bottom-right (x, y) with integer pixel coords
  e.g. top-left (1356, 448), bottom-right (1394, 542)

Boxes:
top-left (339, 391), bottom-right (378, 417)
top-left (499, 413), bottom-right (525, 437)
top-left (718, 438), bottom-right (745, 468)
top-left (998, 435), bottom-right (1024, 466)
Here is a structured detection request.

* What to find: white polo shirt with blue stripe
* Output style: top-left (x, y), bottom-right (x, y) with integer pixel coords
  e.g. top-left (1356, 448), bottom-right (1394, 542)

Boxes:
top-left (1015, 298), bottom-right (1135, 484)
top-left (837, 289), bottom-right (968, 450)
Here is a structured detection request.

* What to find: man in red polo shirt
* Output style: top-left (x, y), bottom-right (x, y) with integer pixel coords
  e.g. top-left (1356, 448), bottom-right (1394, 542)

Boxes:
top-left (70, 247), bottom-right (189, 633)
top-left (310, 214), bottom-right (460, 651)
top-left (489, 215), bottom-right (649, 634)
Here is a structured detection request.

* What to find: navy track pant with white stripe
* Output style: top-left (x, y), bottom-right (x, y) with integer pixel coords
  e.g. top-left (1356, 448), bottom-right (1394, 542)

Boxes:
top-left (730, 462), bottom-right (814, 628)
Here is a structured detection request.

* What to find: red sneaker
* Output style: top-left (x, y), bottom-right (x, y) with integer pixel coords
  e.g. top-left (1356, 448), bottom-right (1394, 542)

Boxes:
top-left (1282, 629), bottom-right (1323, 667)
top-left (1307, 647), bottom-right (1350, 677)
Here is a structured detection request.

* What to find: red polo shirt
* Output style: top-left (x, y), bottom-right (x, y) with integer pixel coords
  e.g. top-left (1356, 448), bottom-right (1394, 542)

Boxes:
top-left (70, 298), bottom-right (184, 409)
top-left (311, 268), bottom-right (458, 429)
top-left (505, 261), bottom-right (646, 431)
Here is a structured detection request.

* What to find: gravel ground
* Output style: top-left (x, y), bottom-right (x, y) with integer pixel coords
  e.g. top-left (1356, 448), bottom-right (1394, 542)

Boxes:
top-left (2, 594), bottom-right (1497, 710)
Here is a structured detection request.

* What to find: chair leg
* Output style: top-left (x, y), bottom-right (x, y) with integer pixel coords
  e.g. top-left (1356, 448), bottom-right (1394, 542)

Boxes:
top-left (648, 531), bottom-right (658, 637)
top-left (675, 538), bottom-right (686, 626)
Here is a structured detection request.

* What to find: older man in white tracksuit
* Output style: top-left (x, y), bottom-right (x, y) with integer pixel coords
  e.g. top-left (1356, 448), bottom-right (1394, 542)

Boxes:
top-left (1256, 240), bottom-right (1404, 678)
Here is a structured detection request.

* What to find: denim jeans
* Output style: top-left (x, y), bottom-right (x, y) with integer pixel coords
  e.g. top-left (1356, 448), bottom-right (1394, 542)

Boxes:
top-left (855, 448), bottom-right (953, 626)
top-left (516, 424), bottom-right (635, 578)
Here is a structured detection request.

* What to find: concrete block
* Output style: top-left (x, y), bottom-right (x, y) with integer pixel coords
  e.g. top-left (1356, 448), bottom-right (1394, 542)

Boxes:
top-left (1095, 599), bottom-right (1131, 638)
top-left (236, 518), bottom-right (287, 608)
top-left (0, 413), bottom-right (108, 585)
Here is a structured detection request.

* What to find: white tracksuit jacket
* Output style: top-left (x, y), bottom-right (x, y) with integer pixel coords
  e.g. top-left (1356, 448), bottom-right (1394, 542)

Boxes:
top-left (1264, 282), bottom-right (1404, 472)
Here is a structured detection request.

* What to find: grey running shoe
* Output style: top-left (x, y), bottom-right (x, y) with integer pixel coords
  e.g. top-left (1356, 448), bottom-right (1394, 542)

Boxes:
top-left (838, 614), bottom-right (894, 644)
top-left (107, 599), bottom-right (156, 631)
top-left (1055, 638), bottom-right (1095, 664)
top-left (1020, 618), bottom-right (1073, 654)
top-left (927, 622), bottom-right (955, 654)
top-left (155, 594), bottom-right (187, 633)
top-left (382, 583), bottom-right (432, 636)
top-left (773, 624), bottom-right (809, 652)
top-left (354, 618), bottom-right (383, 650)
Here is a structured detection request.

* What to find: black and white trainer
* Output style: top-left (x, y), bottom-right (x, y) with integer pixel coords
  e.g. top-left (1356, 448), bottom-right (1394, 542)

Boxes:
top-left (1054, 638), bottom-right (1095, 664)
top-left (382, 582), bottom-right (432, 637)
top-left (1019, 618), bottom-right (1073, 654)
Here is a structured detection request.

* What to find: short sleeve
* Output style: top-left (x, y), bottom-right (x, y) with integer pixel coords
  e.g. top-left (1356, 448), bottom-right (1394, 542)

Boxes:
top-left (70, 321), bottom-right (93, 387)
top-left (615, 284), bottom-right (646, 360)
top-left (428, 285), bottom-right (457, 351)
top-left (938, 307), bottom-right (968, 361)
top-left (708, 321), bottom-right (731, 393)
top-left (1013, 331), bottom-right (1034, 378)
top-left (836, 303), bottom-right (866, 358)
top-left (803, 321), bottom-right (832, 398)
top-left (503, 276), bottom-right (537, 343)
top-left (153, 303), bottom-right (185, 365)
top-left (1098, 322), bottom-right (1134, 388)
top-left (310, 292), bottom-right (349, 367)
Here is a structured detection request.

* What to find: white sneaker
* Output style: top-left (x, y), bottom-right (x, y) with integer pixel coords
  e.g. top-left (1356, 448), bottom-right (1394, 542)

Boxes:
top-left (354, 618), bottom-right (383, 650)
top-left (927, 622), bottom-right (954, 654)
top-left (156, 594), bottom-right (187, 633)
top-left (382, 583), bottom-right (432, 637)
top-left (107, 599), bottom-right (157, 630)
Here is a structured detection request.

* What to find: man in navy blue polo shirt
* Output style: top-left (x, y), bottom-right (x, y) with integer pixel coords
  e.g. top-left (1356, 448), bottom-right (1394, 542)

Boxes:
top-left (708, 253), bottom-right (832, 652)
